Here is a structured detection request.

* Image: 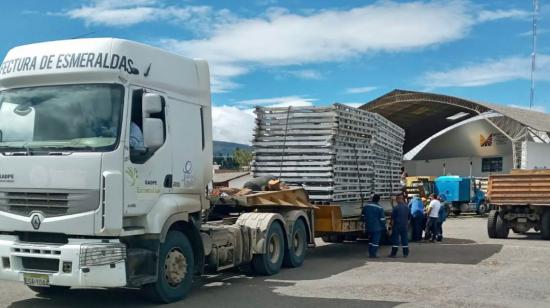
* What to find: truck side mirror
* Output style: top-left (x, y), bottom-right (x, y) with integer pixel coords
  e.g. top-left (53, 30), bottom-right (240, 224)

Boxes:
top-left (143, 93), bottom-right (162, 116)
top-left (142, 93), bottom-right (164, 150)
top-left (143, 118), bottom-right (164, 150)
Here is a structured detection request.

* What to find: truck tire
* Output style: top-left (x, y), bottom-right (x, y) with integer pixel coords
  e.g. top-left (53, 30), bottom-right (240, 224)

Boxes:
top-left (487, 210), bottom-right (498, 238)
top-left (283, 219), bottom-right (307, 268)
top-left (252, 222), bottom-right (285, 275)
top-left (477, 202), bottom-right (488, 215)
top-left (541, 211), bottom-right (550, 240)
top-left (495, 212), bottom-right (509, 239)
top-left (28, 285), bottom-right (70, 295)
top-left (143, 231), bottom-right (194, 303)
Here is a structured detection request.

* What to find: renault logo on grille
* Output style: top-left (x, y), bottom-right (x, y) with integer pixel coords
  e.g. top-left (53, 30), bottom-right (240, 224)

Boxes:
top-left (31, 214), bottom-right (42, 230)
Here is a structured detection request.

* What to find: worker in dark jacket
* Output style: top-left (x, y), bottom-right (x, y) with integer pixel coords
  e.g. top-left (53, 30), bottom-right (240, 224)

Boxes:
top-left (361, 194), bottom-right (387, 258)
top-left (389, 194), bottom-right (410, 257)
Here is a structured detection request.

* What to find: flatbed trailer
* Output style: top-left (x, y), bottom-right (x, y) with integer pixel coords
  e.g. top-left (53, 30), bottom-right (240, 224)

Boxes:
top-left (487, 169), bottom-right (550, 239)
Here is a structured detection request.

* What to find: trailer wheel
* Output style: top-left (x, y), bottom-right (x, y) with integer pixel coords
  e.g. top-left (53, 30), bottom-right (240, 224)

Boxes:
top-left (252, 222), bottom-right (284, 275)
top-left (495, 212), bottom-right (509, 239)
top-left (143, 231), bottom-right (194, 303)
top-left (28, 285), bottom-right (70, 295)
top-left (487, 210), bottom-right (498, 238)
top-left (541, 211), bottom-right (550, 240)
top-left (283, 219), bottom-right (307, 268)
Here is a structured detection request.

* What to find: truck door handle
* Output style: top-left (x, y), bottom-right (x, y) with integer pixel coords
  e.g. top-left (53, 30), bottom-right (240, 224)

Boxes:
top-left (164, 174), bottom-right (173, 188)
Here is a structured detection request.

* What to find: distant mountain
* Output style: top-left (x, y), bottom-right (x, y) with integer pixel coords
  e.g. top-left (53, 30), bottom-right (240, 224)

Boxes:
top-left (213, 140), bottom-right (252, 157)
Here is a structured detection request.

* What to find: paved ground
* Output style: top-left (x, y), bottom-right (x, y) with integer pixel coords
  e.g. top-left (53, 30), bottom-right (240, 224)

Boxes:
top-left (2, 216), bottom-right (550, 307)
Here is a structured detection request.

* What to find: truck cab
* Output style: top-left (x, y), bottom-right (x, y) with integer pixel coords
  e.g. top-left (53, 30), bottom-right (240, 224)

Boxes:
top-left (0, 38), bottom-right (313, 303)
top-left (0, 38), bottom-right (213, 298)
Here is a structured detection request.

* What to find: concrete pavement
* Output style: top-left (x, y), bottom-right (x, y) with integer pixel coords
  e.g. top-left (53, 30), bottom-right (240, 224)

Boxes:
top-left (1, 216), bottom-right (550, 307)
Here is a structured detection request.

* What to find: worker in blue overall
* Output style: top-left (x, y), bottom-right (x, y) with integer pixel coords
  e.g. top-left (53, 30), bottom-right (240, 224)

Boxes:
top-left (362, 194), bottom-right (387, 258)
top-left (409, 195), bottom-right (424, 241)
top-left (390, 194), bottom-right (410, 257)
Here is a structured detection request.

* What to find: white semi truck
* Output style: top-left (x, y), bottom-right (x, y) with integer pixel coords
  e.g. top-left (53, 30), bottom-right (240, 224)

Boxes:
top-left (0, 38), bottom-right (315, 303)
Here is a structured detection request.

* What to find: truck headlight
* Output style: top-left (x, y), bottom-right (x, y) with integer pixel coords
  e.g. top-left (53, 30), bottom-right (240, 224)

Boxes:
top-left (79, 243), bottom-right (126, 267)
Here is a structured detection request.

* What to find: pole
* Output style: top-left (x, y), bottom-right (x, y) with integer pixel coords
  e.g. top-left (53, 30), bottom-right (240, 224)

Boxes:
top-left (529, 0), bottom-right (539, 109)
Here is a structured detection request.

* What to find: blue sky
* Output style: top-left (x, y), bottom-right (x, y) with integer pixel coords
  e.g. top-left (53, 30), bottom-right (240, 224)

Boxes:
top-left (1, 0), bottom-right (549, 144)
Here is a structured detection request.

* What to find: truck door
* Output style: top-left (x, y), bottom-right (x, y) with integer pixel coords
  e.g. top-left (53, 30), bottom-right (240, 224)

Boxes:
top-left (123, 88), bottom-right (172, 216)
top-left (169, 99), bottom-right (203, 193)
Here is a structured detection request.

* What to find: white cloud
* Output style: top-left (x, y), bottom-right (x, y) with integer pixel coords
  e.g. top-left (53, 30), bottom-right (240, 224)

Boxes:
top-left (509, 104), bottom-right (547, 113)
top-left (166, 1), bottom-right (475, 66)
top-left (518, 28), bottom-right (550, 37)
top-left (477, 9), bottom-right (530, 22)
top-left (340, 102), bottom-right (365, 108)
top-left (212, 106), bottom-right (255, 144)
top-left (421, 55), bottom-right (550, 88)
top-left (212, 95), bottom-right (318, 143)
top-left (60, 1), bottom-right (532, 93)
top-left (285, 69), bottom-right (324, 80)
top-left (237, 96), bottom-right (317, 107)
top-left (64, 0), bottom-right (211, 27)
top-left (161, 1), bottom-right (482, 93)
top-left (345, 86), bottom-right (378, 94)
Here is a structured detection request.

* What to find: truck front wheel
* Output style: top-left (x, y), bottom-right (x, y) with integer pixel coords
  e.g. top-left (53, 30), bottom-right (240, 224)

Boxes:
top-left (143, 231), bottom-right (194, 303)
top-left (541, 211), bottom-right (550, 240)
top-left (252, 222), bottom-right (284, 275)
top-left (283, 219), bottom-right (307, 268)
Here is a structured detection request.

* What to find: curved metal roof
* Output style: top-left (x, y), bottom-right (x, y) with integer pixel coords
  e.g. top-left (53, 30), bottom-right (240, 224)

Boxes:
top-left (360, 89), bottom-right (550, 153)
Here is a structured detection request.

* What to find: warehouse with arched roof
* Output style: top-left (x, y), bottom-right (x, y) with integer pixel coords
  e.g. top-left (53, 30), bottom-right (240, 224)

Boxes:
top-left (359, 90), bottom-right (550, 177)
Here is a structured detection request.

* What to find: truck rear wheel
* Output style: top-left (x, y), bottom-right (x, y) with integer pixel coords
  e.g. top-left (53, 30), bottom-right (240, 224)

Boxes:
top-left (283, 219), bottom-right (307, 268)
top-left (252, 222), bottom-right (284, 275)
top-left (495, 212), bottom-right (509, 239)
top-left (28, 285), bottom-right (70, 295)
top-left (487, 210), bottom-right (498, 238)
top-left (143, 231), bottom-right (194, 303)
top-left (477, 202), bottom-right (488, 215)
top-left (541, 211), bottom-right (550, 240)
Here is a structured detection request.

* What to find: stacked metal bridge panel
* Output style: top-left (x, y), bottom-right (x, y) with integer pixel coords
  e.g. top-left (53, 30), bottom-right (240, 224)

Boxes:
top-left (252, 103), bottom-right (405, 203)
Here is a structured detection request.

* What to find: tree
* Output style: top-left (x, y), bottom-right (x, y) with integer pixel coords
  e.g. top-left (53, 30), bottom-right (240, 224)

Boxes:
top-left (234, 148), bottom-right (253, 169)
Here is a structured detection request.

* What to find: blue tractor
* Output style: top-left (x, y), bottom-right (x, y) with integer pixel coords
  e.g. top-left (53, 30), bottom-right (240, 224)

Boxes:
top-left (434, 176), bottom-right (488, 216)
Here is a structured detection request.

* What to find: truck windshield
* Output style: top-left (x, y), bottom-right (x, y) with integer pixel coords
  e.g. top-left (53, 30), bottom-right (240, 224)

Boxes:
top-left (0, 84), bottom-right (124, 153)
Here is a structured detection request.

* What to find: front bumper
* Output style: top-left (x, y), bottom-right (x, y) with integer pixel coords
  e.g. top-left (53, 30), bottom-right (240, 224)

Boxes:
top-left (0, 235), bottom-right (127, 287)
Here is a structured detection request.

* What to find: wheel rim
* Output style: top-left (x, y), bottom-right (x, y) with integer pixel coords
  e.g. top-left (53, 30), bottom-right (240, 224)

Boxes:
top-left (292, 229), bottom-right (305, 256)
top-left (165, 248), bottom-right (187, 287)
top-left (268, 233), bottom-right (281, 263)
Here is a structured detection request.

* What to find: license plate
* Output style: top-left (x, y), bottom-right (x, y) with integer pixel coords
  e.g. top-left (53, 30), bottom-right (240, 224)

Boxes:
top-left (24, 273), bottom-right (50, 287)
top-left (517, 218), bottom-right (527, 223)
